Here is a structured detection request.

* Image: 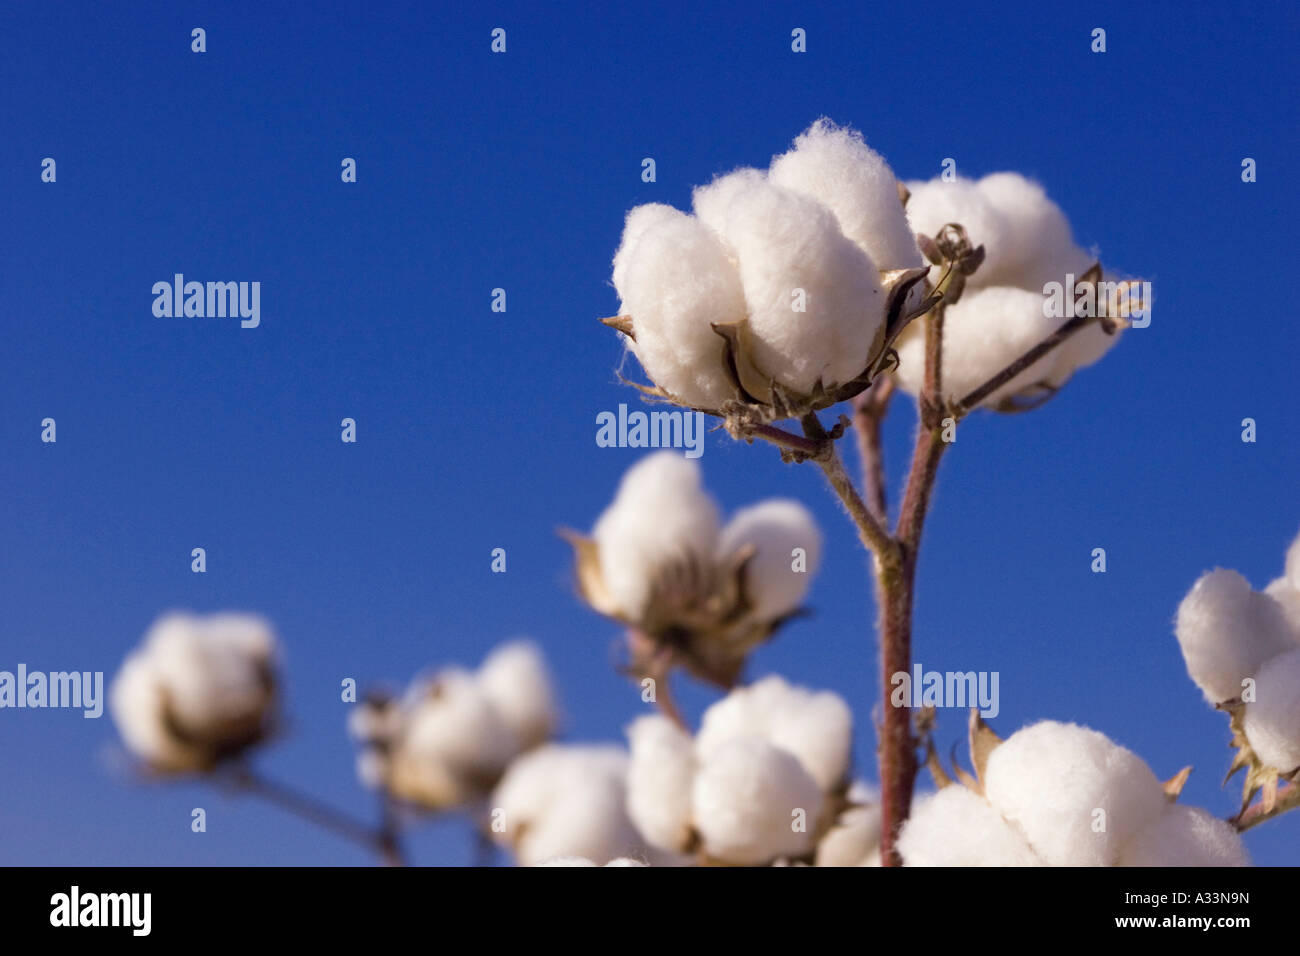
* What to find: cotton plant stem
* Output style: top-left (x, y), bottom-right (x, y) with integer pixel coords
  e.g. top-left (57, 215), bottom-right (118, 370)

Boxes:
top-left (228, 766), bottom-right (406, 865)
top-left (954, 313), bottom-right (1102, 415)
top-left (800, 413), bottom-right (898, 564)
top-left (1234, 781), bottom-right (1300, 832)
top-left (851, 377), bottom-right (894, 523)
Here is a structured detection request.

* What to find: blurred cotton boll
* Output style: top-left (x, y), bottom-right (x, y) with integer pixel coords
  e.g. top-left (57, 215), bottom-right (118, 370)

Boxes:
top-left (1175, 568), bottom-right (1300, 704)
top-left (814, 784), bottom-right (883, 866)
top-left (625, 715), bottom-right (696, 853)
top-left (490, 744), bottom-right (654, 866)
top-left (718, 499), bottom-right (822, 623)
top-left (982, 721), bottom-right (1167, 866)
top-left (898, 787), bottom-right (1042, 867)
top-left (767, 118), bottom-right (922, 272)
top-left (1242, 648), bottom-right (1300, 773)
top-left (351, 640), bottom-right (557, 811)
top-left (1118, 804), bottom-right (1250, 867)
top-left (109, 612), bottom-right (279, 774)
top-left (535, 856), bottom-right (648, 867)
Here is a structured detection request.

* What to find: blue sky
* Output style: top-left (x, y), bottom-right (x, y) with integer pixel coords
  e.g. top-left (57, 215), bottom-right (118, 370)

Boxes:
top-left (1, 0), bottom-right (1297, 865)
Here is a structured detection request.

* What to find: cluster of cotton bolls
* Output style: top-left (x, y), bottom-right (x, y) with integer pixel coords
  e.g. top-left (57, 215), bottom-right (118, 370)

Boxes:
top-left (348, 640), bottom-right (557, 812)
top-left (569, 450), bottom-right (821, 687)
top-left (110, 612), bottom-right (279, 773)
top-left (624, 675), bottom-right (871, 865)
top-left (898, 720), bottom-right (1250, 866)
top-left (610, 119), bottom-right (925, 415)
top-left (893, 172), bottom-right (1122, 409)
top-left (1175, 530), bottom-right (1300, 777)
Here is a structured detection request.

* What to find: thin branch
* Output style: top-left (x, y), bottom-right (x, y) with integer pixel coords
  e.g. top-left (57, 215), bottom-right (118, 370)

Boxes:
top-left (1233, 781), bottom-right (1300, 832)
top-left (955, 314), bottom-right (1101, 415)
top-left (800, 413), bottom-right (899, 567)
top-left (851, 377), bottom-right (893, 523)
top-left (746, 422), bottom-right (826, 458)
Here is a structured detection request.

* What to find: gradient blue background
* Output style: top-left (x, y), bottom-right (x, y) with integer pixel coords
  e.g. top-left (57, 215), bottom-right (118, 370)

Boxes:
top-left (2, 0), bottom-right (1297, 865)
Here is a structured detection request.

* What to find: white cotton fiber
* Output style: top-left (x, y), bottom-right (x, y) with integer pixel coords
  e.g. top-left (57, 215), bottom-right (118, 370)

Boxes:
top-left (1118, 804), bottom-right (1250, 867)
top-left (714, 179), bottom-right (885, 395)
top-left (1242, 647), bottom-right (1300, 772)
top-left (1284, 528), bottom-right (1300, 590)
top-left (625, 715), bottom-right (696, 853)
top-left (1175, 569), bottom-right (1300, 704)
top-left (717, 499), bottom-right (822, 622)
top-left (109, 652), bottom-right (198, 772)
top-left (768, 119), bottom-right (922, 271)
top-left (474, 639), bottom-right (556, 750)
top-left (491, 744), bottom-right (645, 866)
top-left (695, 675), bottom-right (852, 791)
top-left (814, 801), bottom-right (882, 867)
top-left (897, 787), bottom-right (1042, 866)
top-left (612, 205), bottom-right (748, 409)
top-left (692, 167), bottom-right (767, 247)
top-left (982, 721), bottom-right (1167, 866)
top-left (591, 452), bottom-right (722, 620)
top-left (1265, 578), bottom-right (1300, 633)
top-left (893, 285), bottom-right (1065, 406)
top-left (692, 736), bottom-right (823, 864)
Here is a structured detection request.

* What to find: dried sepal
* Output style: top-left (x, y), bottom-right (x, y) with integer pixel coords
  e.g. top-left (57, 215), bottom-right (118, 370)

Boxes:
top-left (968, 709), bottom-right (1002, 787)
top-left (1162, 766), bottom-right (1193, 802)
top-left (599, 314), bottom-right (636, 340)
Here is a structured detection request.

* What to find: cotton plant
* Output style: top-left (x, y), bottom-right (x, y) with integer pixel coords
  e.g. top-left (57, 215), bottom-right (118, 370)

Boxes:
top-left (564, 450), bottom-right (822, 699)
top-left (899, 716), bottom-right (1250, 866)
top-left (1174, 529), bottom-right (1300, 826)
top-left (597, 118), bottom-right (1137, 863)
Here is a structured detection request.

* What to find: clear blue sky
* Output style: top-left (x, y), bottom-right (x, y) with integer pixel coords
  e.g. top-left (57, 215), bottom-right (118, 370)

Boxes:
top-left (2, 0), bottom-right (1297, 865)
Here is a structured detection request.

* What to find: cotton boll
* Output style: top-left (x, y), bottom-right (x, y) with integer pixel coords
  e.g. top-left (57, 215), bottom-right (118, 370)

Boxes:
top-left (691, 167), bottom-right (767, 246)
top-left (893, 286), bottom-right (1063, 406)
top-left (905, 177), bottom-right (1007, 287)
top-left (898, 787), bottom-right (1042, 866)
top-left (718, 499), bottom-right (822, 622)
top-left (109, 652), bottom-right (203, 772)
top-left (815, 802), bottom-right (882, 866)
top-left (692, 736), bottom-right (823, 865)
top-left (1119, 804), bottom-right (1250, 867)
top-left (1046, 320), bottom-right (1120, 388)
top-left (535, 856), bottom-right (599, 867)
top-left (768, 119), bottom-right (921, 271)
top-left (475, 640), bottom-right (556, 750)
top-left (982, 721), bottom-right (1167, 866)
top-left (591, 452), bottom-right (722, 620)
top-left (719, 180), bottom-right (886, 395)
top-left (611, 204), bottom-right (681, 293)
top-left (1175, 569), bottom-right (1300, 704)
top-left (1242, 648), bottom-right (1300, 772)
top-left (603, 857), bottom-right (649, 867)
top-left (973, 173), bottom-right (1093, 291)
top-left (613, 206), bottom-right (748, 410)
top-left (1265, 578), bottom-right (1300, 633)
top-left (625, 715), bottom-right (696, 852)
top-left (1284, 529), bottom-right (1300, 590)
top-left (491, 745), bottom-right (646, 866)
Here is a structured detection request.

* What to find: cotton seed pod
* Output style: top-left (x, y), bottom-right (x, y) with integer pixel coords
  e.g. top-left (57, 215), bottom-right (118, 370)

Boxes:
top-left (897, 786), bottom-right (1043, 866)
top-left (109, 612), bottom-right (279, 774)
top-left (717, 499), bottom-right (822, 623)
top-left (691, 735), bottom-right (824, 865)
top-left (982, 721), bottom-right (1167, 866)
top-left (1118, 804), bottom-right (1251, 867)
top-left (625, 714), bottom-right (697, 854)
top-left (767, 118), bottom-right (922, 272)
top-left (1242, 647), bottom-right (1300, 772)
top-left (1175, 568), bottom-right (1300, 705)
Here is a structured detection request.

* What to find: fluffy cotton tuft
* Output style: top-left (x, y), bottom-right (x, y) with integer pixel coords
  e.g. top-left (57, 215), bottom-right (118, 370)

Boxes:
top-left (591, 452), bottom-right (722, 620)
top-left (695, 675), bottom-right (852, 791)
top-left (1119, 804), bottom-right (1250, 867)
top-left (535, 856), bottom-right (648, 867)
top-left (625, 715), bottom-right (696, 853)
top-left (474, 640), bottom-right (557, 750)
top-left (612, 205), bottom-right (747, 409)
top-left (1242, 647), bottom-right (1300, 772)
top-left (905, 173), bottom-right (1092, 292)
top-left (110, 612), bottom-right (278, 773)
top-left (491, 744), bottom-right (647, 866)
top-left (768, 119), bottom-right (921, 271)
top-left (982, 721), bottom-right (1167, 866)
top-left (692, 168), bottom-right (767, 245)
top-left (1265, 577), bottom-right (1300, 633)
top-left (814, 798), bottom-right (882, 867)
top-left (691, 736), bottom-right (823, 865)
top-left (1175, 569), bottom-right (1300, 704)
top-left (898, 786), bottom-right (1042, 866)
top-left (717, 499), bottom-right (822, 622)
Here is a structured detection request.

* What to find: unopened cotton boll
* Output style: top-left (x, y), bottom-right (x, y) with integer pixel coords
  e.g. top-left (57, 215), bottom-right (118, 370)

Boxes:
top-left (612, 205), bottom-right (747, 409)
top-left (474, 640), bottom-right (556, 750)
top-left (591, 452), bottom-right (722, 620)
top-left (1242, 647), bottom-right (1300, 772)
top-left (1119, 804), bottom-right (1250, 867)
top-left (768, 119), bottom-right (921, 271)
top-left (893, 286), bottom-right (1065, 406)
top-left (109, 612), bottom-right (279, 773)
top-left (898, 787), bottom-right (1042, 867)
top-left (491, 744), bottom-right (646, 866)
top-left (982, 721), bottom-right (1167, 866)
top-left (625, 715), bottom-right (696, 853)
top-left (716, 180), bottom-right (885, 395)
top-left (1175, 569), bottom-right (1300, 704)
top-left (692, 736), bottom-right (823, 865)
top-left (718, 499), bottom-right (822, 622)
